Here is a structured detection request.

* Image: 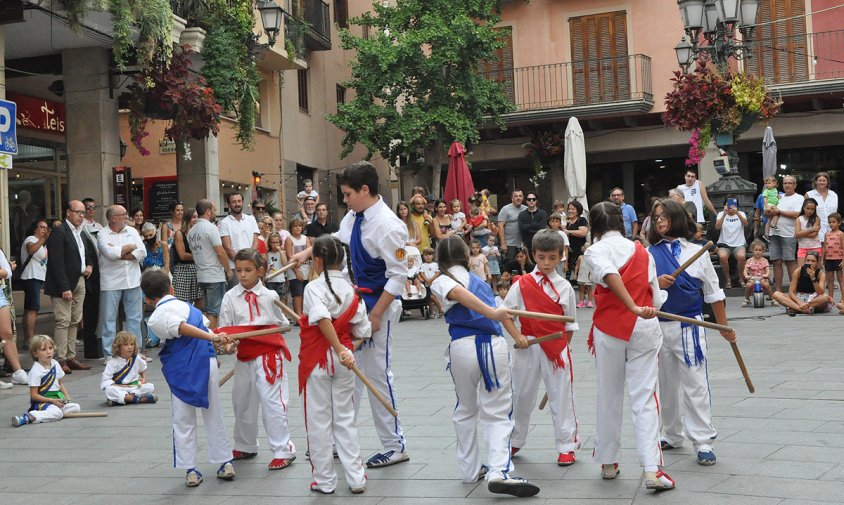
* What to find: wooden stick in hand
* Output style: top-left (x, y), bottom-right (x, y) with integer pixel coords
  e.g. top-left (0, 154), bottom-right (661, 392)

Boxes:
top-left (670, 240), bottom-right (714, 277)
top-left (654, 311), bottom-right (733, 333)
top-left (218, 369), bottom-right (236, 387)
top-left (218, 326), bottom-right (289, 342)
top-left (730, 342), bottom-right (755, 393)
top-left (351, 364), bottom-right (399, 418)
top-left (506, 309), bottom-right (575, 323)
top-left (516, 332), bottom-right (564, 349)
top-left (265, 262), bottom-right (296, 283)
top-left (273, 299), bottom-right (301, 321)
top-left (63, 412), bottom-right (108, 418)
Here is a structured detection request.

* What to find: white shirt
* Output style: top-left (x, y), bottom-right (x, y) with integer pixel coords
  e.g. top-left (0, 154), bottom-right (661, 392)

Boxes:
top-left (716, 211), bottom-right (747, 247)
top-left (678, 180), bottom-right (706, 222)
top-left (83, 218), bottom-right (104, 234)
top-left (218, 281), bottom-right (289, 328)
top-left (147, 295), bottom-right (211, 340)
top-left (806, 189), bottom-right (838, 242)
top-left (797, 216), bottom-right (823, 249)
top-left (432, 265), bottom-right (482, 315)
top-left (584, 231), bottom-right (665, 308)
top-left (21, 236), bottom-right (48, 281)
top-left (653, 238), bottom-right (725, 305)
top-left (503, 269), bottom-right (579, 333)
top-left (772, 192), bottom-right (805, 238)
top-left (218, 214), bottom-right (260, 268)
top-left (187, 218), bottom-right (226, 283)
top-left (67, 219), bottom-right (86, 273)
top-left (0, 250), bottom-right (11, 281)
top-left (28, 359), bottom-right (64, 390)
top-left (335, 196), bottom-right (409, 297)
top-left (101, 354), bottom-right (148, 389)
top-left (419, 261), bottom-right (439, 281)
top-left (267, 250), bottom-right (285, 281)
top-left (97, 225), bottom-right (146, 291)
top-left (302, 270), bottom-right (371, 340)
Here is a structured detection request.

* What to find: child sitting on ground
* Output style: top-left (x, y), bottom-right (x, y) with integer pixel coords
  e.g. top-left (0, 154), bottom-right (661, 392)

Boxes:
top-left (12, 335), bottom-right (81, 427)
top-left (405, 254), bottom-right (425, 298)
top-left (102, 330), bottom-right (157, 405)
top-left (742, 240), bottom-right (776, 307)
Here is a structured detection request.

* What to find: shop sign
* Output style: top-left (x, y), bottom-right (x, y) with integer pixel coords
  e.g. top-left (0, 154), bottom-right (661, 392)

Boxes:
top-left (144, 176), bottom-right (179, 222)
top-left (113, 166), bottom-right (132, 209)
top-left (6, 92), bottom-right (65, 137)
top-left (159, 139), bottom-right (176, 154)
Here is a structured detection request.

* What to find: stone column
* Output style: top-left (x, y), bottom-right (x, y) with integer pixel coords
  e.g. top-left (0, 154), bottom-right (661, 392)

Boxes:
top-left (0, 27), bottom-right (9, 254)
top-left (177, 137), bottom-right (220, 210)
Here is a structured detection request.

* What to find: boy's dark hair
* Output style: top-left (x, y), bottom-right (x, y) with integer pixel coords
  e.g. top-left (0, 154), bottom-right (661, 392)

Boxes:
top-left (338, 161), bottom-right (379, 196)
top-left (196, 199), bottom-right (214, 217)
top-left (82, 197), bottom-right (96, 206)
top-left (422, 247), bottom-right (435, 256)
top-left (531, 228), bottom-right (565, 255)
top-left (829, 212), bottom-right (842, 223)
top-left (234, 248), bottom-right (265, 269)
top-left (312, 235), bottom-right (346, 304)
top-left (647, 198), bottom-right (695, 244)
top-left (496, 279), bottom-right (511, 290)
top-left (588, 201), bottom-right (624, 238)
top-left (436, 235), bottom-right (470, 287)
top-left (141, 269), bottom-right (172, 300)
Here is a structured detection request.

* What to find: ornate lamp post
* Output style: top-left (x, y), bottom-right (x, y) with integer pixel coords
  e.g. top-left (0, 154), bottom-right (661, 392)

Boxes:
top-left (257, 0), bottom-right (284, 47)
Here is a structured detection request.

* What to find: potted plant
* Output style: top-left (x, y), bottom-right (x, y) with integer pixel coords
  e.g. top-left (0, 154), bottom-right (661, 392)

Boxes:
top-left (523, 131), bottom-right (564, 174)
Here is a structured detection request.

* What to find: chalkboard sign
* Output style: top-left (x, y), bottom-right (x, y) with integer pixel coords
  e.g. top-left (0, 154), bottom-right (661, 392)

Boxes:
top-left (143, 176), bottom-right (179, 223)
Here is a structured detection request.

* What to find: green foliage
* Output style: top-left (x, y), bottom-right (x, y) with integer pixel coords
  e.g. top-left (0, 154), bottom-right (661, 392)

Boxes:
top-left (326, 0), bottom-right (513, 168)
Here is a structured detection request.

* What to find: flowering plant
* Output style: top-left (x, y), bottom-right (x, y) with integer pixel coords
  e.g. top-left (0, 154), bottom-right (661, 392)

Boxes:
top-left (523, 131), bottom-right (564, 161)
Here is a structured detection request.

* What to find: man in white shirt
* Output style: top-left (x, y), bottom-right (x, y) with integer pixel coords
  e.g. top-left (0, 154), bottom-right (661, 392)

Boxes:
top-left (677, 169), bottom-right (717, 223)
top-left (219, 193), bottom-right (260, 272)
top-left (188, 199), bottom-right (232, 328)
top-left (81, 197), bottom-right (104, 235)
top-left (98, 205), bottom-right (147, 358)
top-left (767, 175), bottom-right (804, 292)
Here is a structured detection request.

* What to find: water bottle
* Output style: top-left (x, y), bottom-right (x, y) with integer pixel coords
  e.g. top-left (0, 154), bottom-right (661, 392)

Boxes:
top-left (752, 280), bottom-right (765, 308)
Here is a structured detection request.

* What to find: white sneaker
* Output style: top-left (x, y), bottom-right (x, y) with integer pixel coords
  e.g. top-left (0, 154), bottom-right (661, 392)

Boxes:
top-left (11, 369), bottom-right (28, 385)
top-left (0, 380), bottom-right (12, 389)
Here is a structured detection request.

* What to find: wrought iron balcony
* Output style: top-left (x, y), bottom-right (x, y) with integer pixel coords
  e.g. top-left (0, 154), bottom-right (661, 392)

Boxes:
top-left (283, 0), bottom-right (331, 53)
top-left (487, 54), bottom-right (653, 122)
top-left (747, 29), bottom-right (844, 96)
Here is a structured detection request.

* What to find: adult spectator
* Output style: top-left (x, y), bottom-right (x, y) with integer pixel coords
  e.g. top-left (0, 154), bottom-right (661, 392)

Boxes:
top-left (767, 175), bottom-right (804, 292)
top-left (715, 195), bottom-right (748, 287)
top-left (160, 200), bottom-right (185, 246)
top-left (252, 199), bottom-right (268, 221)
top-left (677, 169), bottom-right (717, 223)
top-left (772, 251), bottom-right (830, 315)
top-left (396, 201), bottom-right (421, 248)
top-left (430, 199), bottom-right (454, 248)
top-left (564, 200), bottom-right (589, 281)
top-left (305, 202), bottom-right (338, 238)
top-left (98, 205), bottom-right (147, 358)
top-left (497, 189), bottom-right (527, 262)
top-left (219, 193), bottom-right (260, 273)
top-left (0, 245), bottom-right (24, 386)
top-left (131, 207), bottom-right (145, 235)
top-left (295, 196), bottom-right (317, 224)
top-left (409, 194), bottom-right (433, 252)
top-left (19, 219), bottom-right (50, 346)
top-left (805, 171), bottom-right (838, 242)
top-left (81, 197), bottom-right (104, 234)
top-left (517, 191), bottom-right (547, 254)
top-left (171, 208), bottom-right (202, 305)
top-left (43, 200), bottom-right (94, 373)
top-left (188, 199), bottom-right (231, 328)
top-left (501, 246), bottom-right (534, 281)
top-left (609, 187), bottom-right (638, 238)
top-left (141, 222), bottom-right (170, 273)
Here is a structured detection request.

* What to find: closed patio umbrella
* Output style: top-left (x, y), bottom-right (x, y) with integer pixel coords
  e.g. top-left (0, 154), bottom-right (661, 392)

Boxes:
top-left (762, 126), bottom-right (777, 178)
top-left (443, 141), bottom-right (475, 215)
top-left (564, 117), bottom-right (588, 208)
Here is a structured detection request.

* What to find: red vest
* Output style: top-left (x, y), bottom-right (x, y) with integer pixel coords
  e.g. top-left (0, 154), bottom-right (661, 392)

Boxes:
top-left (518, 274), bottom-right (568, 369)
top-left (217, 326), bottom-right (291, 385)
top-left (588, 242), bottom-right (653, 352)
top-left (297, 295), bottom-right (360, 394)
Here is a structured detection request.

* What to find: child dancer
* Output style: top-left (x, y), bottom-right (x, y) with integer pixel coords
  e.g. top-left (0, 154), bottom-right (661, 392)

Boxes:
top-left (502, 229), bottom-right (580, 466)
top-left (142, 270), bottom-right (235, 487)
top-left (647, 199), bottom-right (736, 467)
top-left (825, 213), bottom-right (844, 302)
top-left (743, 240), bottom-right (776, 306)
top-left (583, 201), bottom-right (674, 491)
top-left (419, 247), bottom-right (442, 318)
top-left (299, 235), bottom-right (370, 494)
top-left (574, 243), bottom-right (594, 308)
top-left (431, 235), bottom-right (539, 497)
top-left (219, 248), bottom-right (296, 471)
top-left (12, 335), bottom-right (81, 427)
top-left (469, 239), bottom-right (491, 283)
top-left (101, 330), bottom-right (157, 405)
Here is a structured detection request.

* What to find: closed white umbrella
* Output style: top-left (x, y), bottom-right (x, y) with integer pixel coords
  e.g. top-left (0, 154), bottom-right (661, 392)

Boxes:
top-left (564, 117), bottom-right (588, 208)
top-left (762, 126), bottom-right (777, 178)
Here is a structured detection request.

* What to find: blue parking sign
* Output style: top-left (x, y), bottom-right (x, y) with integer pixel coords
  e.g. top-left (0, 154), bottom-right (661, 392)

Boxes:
top-left (0, 99), bottom-right (18, 155)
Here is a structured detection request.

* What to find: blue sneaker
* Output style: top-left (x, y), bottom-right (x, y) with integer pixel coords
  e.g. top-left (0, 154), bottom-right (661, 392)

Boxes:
top-left (217, 461), bottom-right (236, 480)
top-left (185, 468), bottom-right (203, 487)
top-left (365, 450), bottom-right (409, 468)
top-left (12, 413), bottom-right (31, 427)
top-left (697, 450), bottom-right (716, 466)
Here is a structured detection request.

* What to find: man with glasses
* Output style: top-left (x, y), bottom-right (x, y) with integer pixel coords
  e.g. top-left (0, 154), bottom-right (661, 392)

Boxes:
top-left (498, 190), bottom-right (527, 262)
top-left (81, 198), bottom-right (104, 234)
top-left (609, 188), bottom-right (639, 239)
top-left (766, 175), bottom-right (804, 292)
top-left (517, 192), bottom-right (547, 254)
top-left (44, 201), bottom-right (95, 373)
top-left (252, 199), bottom-right (268, 221)
top-left (294, 196), bottom-right (318, 224)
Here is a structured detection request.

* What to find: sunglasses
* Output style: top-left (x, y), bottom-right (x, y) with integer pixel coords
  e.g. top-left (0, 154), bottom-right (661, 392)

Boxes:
top-left (526, 197), bottom-right (537, 201)
top-left (255, 206), bottom-right (266, 210)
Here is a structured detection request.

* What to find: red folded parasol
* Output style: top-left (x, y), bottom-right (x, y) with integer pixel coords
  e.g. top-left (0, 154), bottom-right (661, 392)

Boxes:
top-left (443, 141), bottom-right (475, 214)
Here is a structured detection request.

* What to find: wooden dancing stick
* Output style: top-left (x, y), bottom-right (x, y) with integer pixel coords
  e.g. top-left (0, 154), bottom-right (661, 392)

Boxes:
top-left (670, 240), bottom-right (715, 277)
top-left (64, 412), bottom-right (108, 418)
top-left (216, 326), bottom-right (289, 342)
top-left (506, 309), bottom-right (575, 323)
top-left (730, 342), bottom-right (755, 394)
top-left (273, 299), bottom-right (302, 321)
top-left (525, 332), bottom-right (564, 347)
top-left (539, 393), bottom-right (549, 410)
top-left (351, 364), bottom-right (399, 418)
top-left (654, 311), bottom-right (733, 333)
top-left (264, 262), bottom-right (296, 282)
top-left (218, 369), bottom-right (236, 387)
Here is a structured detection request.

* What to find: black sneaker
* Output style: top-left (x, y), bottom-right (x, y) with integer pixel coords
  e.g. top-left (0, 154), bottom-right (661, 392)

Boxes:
top-left (487, 476), bottom-right (540, 497)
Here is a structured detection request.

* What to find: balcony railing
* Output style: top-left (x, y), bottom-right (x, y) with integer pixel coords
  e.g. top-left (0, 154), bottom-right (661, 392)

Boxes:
top-left (488, 54), bottom-right (653, 116)
top-left (303, 0), bottom-right (331, 51)
top-left (747, 29), bottom-right (844, 94)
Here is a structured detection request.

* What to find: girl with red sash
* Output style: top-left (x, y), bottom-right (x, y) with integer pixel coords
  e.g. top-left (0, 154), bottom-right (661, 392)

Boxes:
top-left (502, 229), bottom-right (580, 466)
top-left (583, 202), bottom-right (675, 491)
top-left (299, 236), bottom-right (370, 495)
top-left (218, 249), bottom-right (295, 472)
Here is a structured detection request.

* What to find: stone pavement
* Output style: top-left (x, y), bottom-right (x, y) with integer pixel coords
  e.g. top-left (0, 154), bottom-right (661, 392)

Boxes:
top-left (2, 301), bottom-right (844, 505)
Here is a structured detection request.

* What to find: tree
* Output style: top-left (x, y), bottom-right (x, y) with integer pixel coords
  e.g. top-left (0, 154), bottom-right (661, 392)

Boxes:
top-left (326, 0), bottom-right (512, 197)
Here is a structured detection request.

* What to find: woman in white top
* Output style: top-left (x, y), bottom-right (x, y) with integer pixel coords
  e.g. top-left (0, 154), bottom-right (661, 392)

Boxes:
top-left (677, 169), bottom-right (717, 223)
top-left (19, 219), bottom-right (50, 345)
top-left (715, 196), bottom-right (747, 287)
top-left (805, 171), bottom-right (838, 242)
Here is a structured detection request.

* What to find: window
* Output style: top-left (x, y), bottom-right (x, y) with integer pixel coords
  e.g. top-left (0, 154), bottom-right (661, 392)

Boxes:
top-left (297, 69), bottom-right (309, 113)
top-left (569, 11), bottom-right (630, 105)
top-left (362, 23), bottom-right (370, 40)
top-left (746, 0), bottom-right (808, 84)
top-left (481, 27), bottom-right (515, 103)
top-left (334, 0), bottom-right (348, 29)
top-left (336, 84), bottom-right (346, 110)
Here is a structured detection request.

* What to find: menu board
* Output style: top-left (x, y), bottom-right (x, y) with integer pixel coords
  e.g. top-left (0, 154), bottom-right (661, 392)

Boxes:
top-left (143, 176), bottom-right (179, 223)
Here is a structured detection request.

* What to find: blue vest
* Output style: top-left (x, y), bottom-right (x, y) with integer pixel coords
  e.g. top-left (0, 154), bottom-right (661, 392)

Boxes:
top-left (159, 299), bottom-right (216, 408)
top-left (350, 212), bottom-right (395, 311)
top-left (444, 273), bottom-right (503, 391)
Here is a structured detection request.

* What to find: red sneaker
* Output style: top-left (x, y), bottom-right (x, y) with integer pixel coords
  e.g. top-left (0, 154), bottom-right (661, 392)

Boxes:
top-left (231, 450), bottom-right (257, 460)
top-left (556, 451), bottom-right (576, 466)
top-left (268, 456), bottom-right (296, 470)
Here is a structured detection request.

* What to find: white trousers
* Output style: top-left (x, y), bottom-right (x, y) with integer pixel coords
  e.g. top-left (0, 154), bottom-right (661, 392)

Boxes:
top-left (353, 299), bottom-right (407, 452)
top-left (593, 319), bottom-right (663, 468)
top-left (232, 355), bottom-right (295, 459)
top-left (172, 358), bottom-right (232, 469)
top-left (511, 344), bottom-right (579, 453)
top-left (104, 383), bottom-right (155, 404)
top-left (304, 348), bottom-right (366, 493)
top-left (30, 402), bottom-right (81, 423)
top-left (658, 320), bottom-right (717, 452)
top-left (448, 336), bottom-right (514, 483)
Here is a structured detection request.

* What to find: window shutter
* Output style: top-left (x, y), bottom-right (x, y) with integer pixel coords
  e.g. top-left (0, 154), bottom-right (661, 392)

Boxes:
top-left (748, 0), bottom-right (807, 83)
top-left (482, 27), bottom-right (515, 104)
top-left (570, 11), bottom-right (629, 105)
top-left (298, 69), bottom-right (309, 113)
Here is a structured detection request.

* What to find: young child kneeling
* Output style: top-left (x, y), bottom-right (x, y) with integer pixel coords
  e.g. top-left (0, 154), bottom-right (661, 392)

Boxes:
top-left (12, 335), bottom-right (81, 427)
top-left (101, 330), bottom-right (157, 406)
top-left (142, 269), bottom-right (236, 488)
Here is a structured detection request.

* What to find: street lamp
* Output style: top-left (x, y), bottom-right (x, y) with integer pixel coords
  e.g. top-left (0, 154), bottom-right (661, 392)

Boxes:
top-left (257, 0), bottom-right (284, 47)
top-left (674, 0), bottom-right (759, 71)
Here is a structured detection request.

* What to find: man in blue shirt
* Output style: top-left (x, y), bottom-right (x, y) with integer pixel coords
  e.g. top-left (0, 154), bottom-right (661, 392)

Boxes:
top-left (609, 187), bottom-right (639, 238)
